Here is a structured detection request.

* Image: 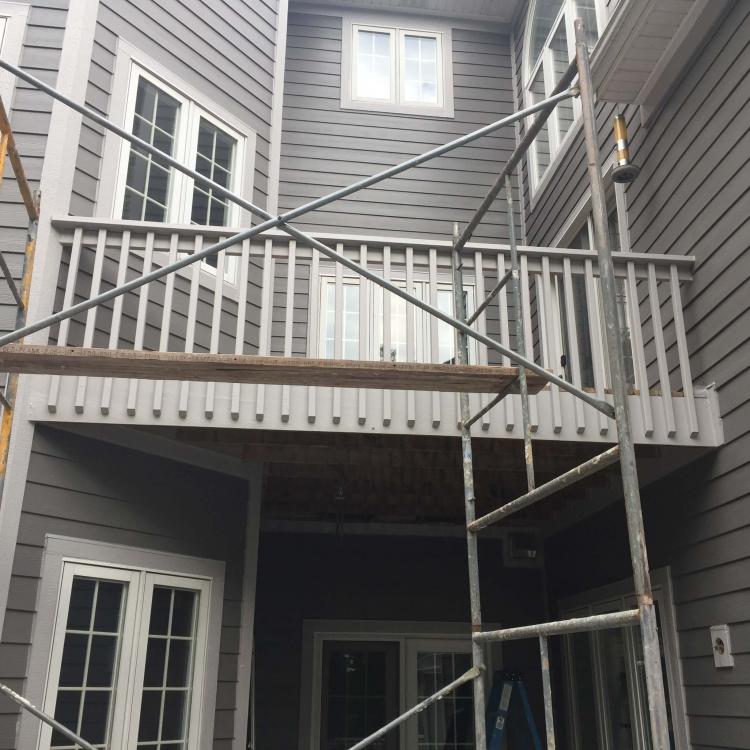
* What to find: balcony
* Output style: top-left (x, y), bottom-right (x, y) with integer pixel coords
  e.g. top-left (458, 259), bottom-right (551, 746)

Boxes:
top-left (22, 216), bottom-right (721, 447)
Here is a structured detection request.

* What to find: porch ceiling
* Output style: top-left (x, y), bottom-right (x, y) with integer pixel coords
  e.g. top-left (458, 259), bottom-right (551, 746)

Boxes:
top-left (164, 427), bottom-right (666, 525)
top-left (289, 0), bottom-right (522, 24)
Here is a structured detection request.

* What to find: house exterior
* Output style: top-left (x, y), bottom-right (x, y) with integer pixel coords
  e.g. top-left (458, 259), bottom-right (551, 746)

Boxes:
top-left (0, 0), bottom-right (746, 748)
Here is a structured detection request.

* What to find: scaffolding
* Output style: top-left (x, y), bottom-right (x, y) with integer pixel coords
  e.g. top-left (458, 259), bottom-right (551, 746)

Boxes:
top-left (0, 17), bottom-right (672, 750)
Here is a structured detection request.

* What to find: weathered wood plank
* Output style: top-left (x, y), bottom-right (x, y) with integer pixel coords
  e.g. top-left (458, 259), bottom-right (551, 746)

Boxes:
top-left (0, 344), bottom-right (548, 394)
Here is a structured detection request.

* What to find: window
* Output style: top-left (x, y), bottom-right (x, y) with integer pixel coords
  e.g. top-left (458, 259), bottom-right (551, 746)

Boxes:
top-left (342, 17), bottom-right (453, 117)
top-left (524, 0), bottom-right (609, 192)
top-left (318, 275), bottom-right (477, 365)
top-left (115, 64), bottom-right (248, 283)
top-left (560, 570), bottom-right (689, 750)
top-left (39, 562), bottom-right (211, 750)
top-left (310, 629), bottom-right (476, 750)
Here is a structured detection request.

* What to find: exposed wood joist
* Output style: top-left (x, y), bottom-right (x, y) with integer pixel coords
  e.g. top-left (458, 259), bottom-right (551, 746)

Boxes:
top-left (0, 344), bottom-right (548, 394)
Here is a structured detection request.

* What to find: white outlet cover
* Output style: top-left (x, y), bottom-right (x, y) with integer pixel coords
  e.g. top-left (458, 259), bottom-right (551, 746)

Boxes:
top-left (710, 624), bottom-right (734, 668)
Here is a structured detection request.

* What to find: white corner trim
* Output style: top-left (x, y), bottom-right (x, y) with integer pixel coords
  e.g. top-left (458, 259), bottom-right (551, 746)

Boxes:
top-left (0, 0), bottom-right (100, 653)
top-left (0, 1), bottom-right (29, 107)
top-left (267, 0), bottom-right (289, 215)
top-left (17, 535), bottom-right (225, 750)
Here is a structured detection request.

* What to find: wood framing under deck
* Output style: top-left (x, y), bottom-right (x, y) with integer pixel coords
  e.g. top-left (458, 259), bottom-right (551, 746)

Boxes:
top-left (0, 344), bottom-right (548, 394)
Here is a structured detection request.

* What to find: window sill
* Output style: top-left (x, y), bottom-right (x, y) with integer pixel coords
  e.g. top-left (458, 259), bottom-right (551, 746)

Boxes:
top-left (340, 100), bottom-right (455, 119)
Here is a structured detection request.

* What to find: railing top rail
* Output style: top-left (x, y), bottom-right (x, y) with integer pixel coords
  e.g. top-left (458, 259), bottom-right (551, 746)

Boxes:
top-left (50, 216), bottom-right (696, 270)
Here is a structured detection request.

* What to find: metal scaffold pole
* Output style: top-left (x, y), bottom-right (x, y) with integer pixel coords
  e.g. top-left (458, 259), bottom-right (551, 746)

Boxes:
top-left (452, 222), bottom-right (488, 750)
top-left (574, 18), bottom-right (671, 750)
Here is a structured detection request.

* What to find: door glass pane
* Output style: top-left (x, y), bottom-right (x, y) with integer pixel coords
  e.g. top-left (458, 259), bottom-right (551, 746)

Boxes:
top-left (137, 587), bottom-right (198, 748)
top-left (51, 577), bottom-right (126, 750)
top-left (530, 0), bottom-right (564, 63)
top-left (356, 30), bottom-right (391, 100)
top-left (601, 628), bottom-right (636, 749)
top-left (566, 632), bottom-right (598, 749)
top-left (123, 77), bottom-right (180, 222)
top-left (415, 651), bottom-right (473, 749)
top-left (574, 0), bottom-right (600, 50)
top-left (320, 642), bottom-right (399, 750)
top-left (529, 66), bottom-right (551, 183)
top-left (191, 117), bottom-right (236, 229)
top-left (549, 21), bottom-right (574, 144)
top-left (403, 35), bottom-right (438, 104)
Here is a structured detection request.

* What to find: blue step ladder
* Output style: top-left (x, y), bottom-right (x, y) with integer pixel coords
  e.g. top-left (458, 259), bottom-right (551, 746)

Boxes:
top-left (485, 671), bottom-right (543, 750)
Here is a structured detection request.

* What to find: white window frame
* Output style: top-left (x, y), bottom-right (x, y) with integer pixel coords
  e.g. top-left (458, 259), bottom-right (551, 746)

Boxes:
top-left (301, 620), bottom-right (496, 750)
top-left (98, 40), bottom-right (257, 288)
top-left (19, 536), bottom-right (225, 750)
top-left (0, 2), bottom-right (29, 108)
top-left (559, 567), bottom-right (690, 750)
top-left (341, 14), bottom-right (454, 118)
top-left (316, 272), bottom-right (476, 365)
top-left (523, 0), bottom-right (611, 198)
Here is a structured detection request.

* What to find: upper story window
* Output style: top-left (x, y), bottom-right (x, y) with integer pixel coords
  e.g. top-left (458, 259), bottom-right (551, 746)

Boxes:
top-left (524, 0), bottom-right (609, 193)
top-left (342, 16), bottom-right (454, 117)
top-left (113, 62), bottom-right (253, 284)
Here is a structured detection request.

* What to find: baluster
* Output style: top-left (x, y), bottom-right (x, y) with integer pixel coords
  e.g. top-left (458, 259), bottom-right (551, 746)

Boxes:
top-left (520, 254), bottom-right (538, 432)
top-left (255, 238), bottom-right (274, 422)
top-left (152, 233), bottom-right (179, 417)
top-left (230, 238), bottom-right (251, 421)
top-left (584, 258), bottom-right (609, 435)
top-left (306, 246), bottom-right (320, 424)
top-left (474, 250), bottom-right (491, 431)
top-left (126, 231), bottom-right (154, 416)
top-left (382, 245), bottom-right (392, 427)
top-left (204, 242), bottom-right (226, 420)
top-left (541, 257), bottom-right (562, 433)
top-left (670, 264), bottom-right (698, 437)
top-left (647, 263), bottom-right (676, 437)
top-left (101, 230), bottom-right (132, 415)
top-left (178, 235), bottom-right (203, 419)
top-left (281, 240), bottom-right (296, 423)
top-left (358, 244), bottom-right (368, 425)
top-left (74, 228), bottom-right (107, 413)
top-left (48, 226), bottom-right (84, 413)
top-left (497, 253), bottom-right (513, 432)
top-left (562, 258), bottom-right (586, 434)
top-left (626, 260), bottom-right (653, 436)
top-left (405, 246), bottom-right (415, 428)
top-left (332, 243), bottom-right (344, 425)
top-left (429, 247), bottom-right (440, 428)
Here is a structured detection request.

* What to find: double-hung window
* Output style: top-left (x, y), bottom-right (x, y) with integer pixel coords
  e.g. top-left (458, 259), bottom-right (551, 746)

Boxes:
top-left (39, 561), bottom-right (211, 750)
top-left (116, 65), bottom-right (247, 283)
top-left (343, 19), bottom-right (453, 117)
top-left (524, 0), bottom-right (609, 192)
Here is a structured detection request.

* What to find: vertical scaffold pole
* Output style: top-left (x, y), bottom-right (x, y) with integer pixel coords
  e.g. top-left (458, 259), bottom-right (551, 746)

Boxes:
top-left (453, 223), bottom-right (487, 750)
top-left (575, 18), bottom-right (670, 749)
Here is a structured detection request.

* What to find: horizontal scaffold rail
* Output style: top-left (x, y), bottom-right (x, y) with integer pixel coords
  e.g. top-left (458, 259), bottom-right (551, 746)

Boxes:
top-left (474, 609), bottom-right (640, 643)
top-left (0, 344), bottom-right (549, 394)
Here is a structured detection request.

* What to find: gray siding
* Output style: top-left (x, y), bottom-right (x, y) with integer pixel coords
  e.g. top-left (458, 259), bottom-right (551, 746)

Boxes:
top-left (0, 0), bottom-right (66, 334)
top-left (254, 531), bottom-right (547, 748)
top-left (0, 426), bottom-right (250, 750)
top-left (278, 11), bottom-right (522, 242)
top-left (520, 1), bottom-right (750, 744)
top-left (69, 0), bottom-right (278, 217)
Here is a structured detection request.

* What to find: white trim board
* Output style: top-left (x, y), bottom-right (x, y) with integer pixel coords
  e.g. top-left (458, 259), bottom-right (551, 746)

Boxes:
top-left (267, 0), bottom-right (289, 215)
top-left (0, 2), bottom-right (29, 108)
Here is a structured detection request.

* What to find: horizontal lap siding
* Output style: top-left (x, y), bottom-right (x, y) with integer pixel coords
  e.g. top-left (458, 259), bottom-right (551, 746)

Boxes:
top-left (0, 1), bottom-right (65, 335)
top-left (70, 0), bottom-right (278, 216)
top-left (0, 426), bottom-right (249, 750)
top-left (278, 12), bottom-right (522, 242)
top-left (529, 2), bottom-right (750, 745)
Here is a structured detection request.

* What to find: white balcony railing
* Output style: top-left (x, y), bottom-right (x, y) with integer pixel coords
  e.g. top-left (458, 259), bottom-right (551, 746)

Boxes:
top-left (32, 216), bottom-right (721, 446)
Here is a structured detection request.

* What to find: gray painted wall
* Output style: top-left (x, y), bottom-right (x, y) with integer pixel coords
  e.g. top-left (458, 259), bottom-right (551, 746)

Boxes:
top-left (516, 1), bottom-right (750, 745)
top-left (0, 0), bottom-right (66, 334)
top-left (277, 10), bottom-right (523, 242)
top-left (69, 0), bottom-right (278, 217)
top-left (0, 426), bottom-right (250, 750)
top-left (254, 530), bottom-right (547, 748)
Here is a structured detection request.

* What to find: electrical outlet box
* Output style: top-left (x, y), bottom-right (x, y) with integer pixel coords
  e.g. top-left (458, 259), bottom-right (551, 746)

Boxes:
top-left (710, 624), bottom-right (734, 668)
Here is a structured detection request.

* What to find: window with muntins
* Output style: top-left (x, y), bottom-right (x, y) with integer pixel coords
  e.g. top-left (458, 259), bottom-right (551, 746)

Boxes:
top-left (524, 0), bottom-right (610, 192)
top-left (40, 562), bottom-right (210, 750)
top-left (117, 66), bottom-right (245, 283)
top-left (343, 18), bottom-right (453, 116)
